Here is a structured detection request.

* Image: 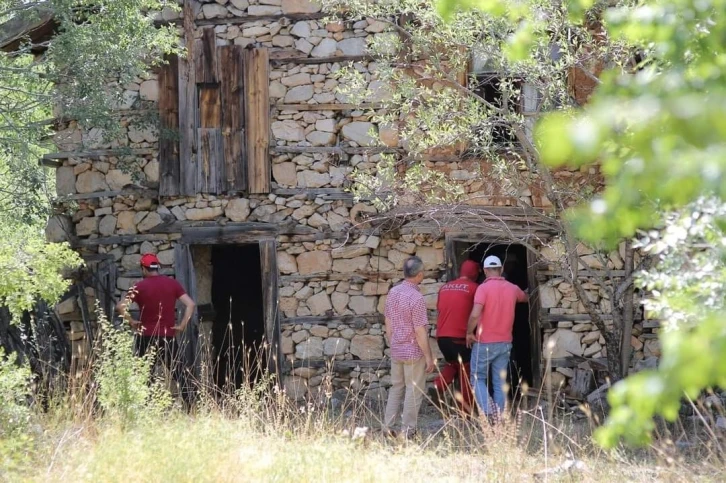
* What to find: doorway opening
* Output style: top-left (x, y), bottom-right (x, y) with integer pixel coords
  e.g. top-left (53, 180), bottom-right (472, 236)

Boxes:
top-left (448, 240), bottom-right (534, 397)
top-left (209, 244), bottom-right (265, 391)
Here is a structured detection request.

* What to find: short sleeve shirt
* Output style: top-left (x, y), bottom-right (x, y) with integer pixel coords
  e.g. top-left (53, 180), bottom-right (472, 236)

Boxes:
top-left (436, 278), bottom-right (478, 339)
top-left (129, 275), bottom-right (186, 337)
top-left (473, 277), bottom-right (527, 343)
top-left (384, 280), bottom-right (429, 361)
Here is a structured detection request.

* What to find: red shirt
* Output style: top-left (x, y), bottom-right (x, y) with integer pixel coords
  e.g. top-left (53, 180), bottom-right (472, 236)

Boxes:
top-left (473, 277), bottom-right (527, 343)
top-left (384, 280), bottom-right (429, 361)
top-left (436, 277), bottom-right (478, 339)
top-left (129, 275), bottom-right (186, 337)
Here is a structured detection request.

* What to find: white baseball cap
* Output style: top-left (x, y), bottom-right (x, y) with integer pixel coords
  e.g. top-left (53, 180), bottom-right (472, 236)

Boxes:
top-left (483, 255), bottom-right (502, 268)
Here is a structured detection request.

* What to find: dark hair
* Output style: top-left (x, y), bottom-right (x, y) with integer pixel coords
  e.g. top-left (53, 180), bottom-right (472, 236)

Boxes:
top-left (403, 256), bottom-right (424, 278)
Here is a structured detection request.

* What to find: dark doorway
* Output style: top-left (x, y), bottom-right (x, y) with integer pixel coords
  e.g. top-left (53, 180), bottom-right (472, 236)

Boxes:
top-left (210, 244), bottom-right (265, 391)
top-left (449, 241), bottom-right (533, 397)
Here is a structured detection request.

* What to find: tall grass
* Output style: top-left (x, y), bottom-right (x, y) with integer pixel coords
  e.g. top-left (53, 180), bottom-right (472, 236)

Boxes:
top-left (1, 308), bottom-right (725, 482)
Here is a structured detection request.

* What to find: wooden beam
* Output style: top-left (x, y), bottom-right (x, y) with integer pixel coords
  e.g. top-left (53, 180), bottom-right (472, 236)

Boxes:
top-left (194, 12), bottom-right (328, 26)
top-left (181, 222), bottom-right (277, 244)
top-left (273, 102), bottom-right (382, 111)
top-left (536, 270), bottom-right (628, 278)
top-left (272, 187), bottom-right (357, 200)
top-left (271, 54), bottom-right (374, 65)
top-left (290, 359), bottom-right (390, 370)
top-left (549, 357), bottom-right (608, 369)
top-left (39, 158), bottom-right (62, 168)
top-left (74, 233), bottom-right (176, 247)
top-left (118, 268), bottom-right (175, 278)
top-left (271, 146), bottom-right (399, 155)
top-left (62, 188), bottom-right (159, 201)
top-left (260, 239), bottom-right (281, 377)
top-left (280, 269), bottom-right (443, 283)
top-left (43, 148), bottom-right (155, 160)
top-left (281, 314), bottom-right (383, 328)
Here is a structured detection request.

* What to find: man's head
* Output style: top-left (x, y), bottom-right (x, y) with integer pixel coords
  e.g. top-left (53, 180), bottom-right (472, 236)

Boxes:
top-left (140, 253), bottom-right (161, 277)
top-left (482, 255), bottom-right (503, 278)
top-left (459, 259), bottom-right (480, 281)
top-left (403, 256), bottom-right (425, 284)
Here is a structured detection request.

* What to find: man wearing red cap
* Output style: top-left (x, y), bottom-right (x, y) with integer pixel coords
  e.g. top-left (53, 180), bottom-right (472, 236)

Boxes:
top-left (116, 253), bottom-right (196, 404)
top-left (430, 259), bottom-right (480, 413)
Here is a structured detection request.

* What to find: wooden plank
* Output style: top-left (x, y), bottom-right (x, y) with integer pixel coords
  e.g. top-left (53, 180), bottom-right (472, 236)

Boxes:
top-left (273, 102), bottom-right (382, 111)
top-left (194, 28), bottom-right (218, 84)
top-left (64, 188), bottom-right (158, 201)
top-left (549, 357), bottom-right (608, 369)
top-left (178, 53), bottom-right (198, 196)
top-left (43, 148), bottom-right (155, 160)
top-left (159, 54), bottom-right (180, 196)
top-left (527, 248), bottom-right (543, 387)
top-left (196, 128), bottom-right (224, 194)
top-left (181, 223), bottom-right (277, 244)
top-left (243, 47), bottom-right (271, 194)
top-left (259, 239), bottom-right (281, 377)
top-left (219, 45), bottom-right (246, 192)
top-left (198, 85), bottom-right (221, 128)
top-left (270, 146), bottom-right (398, 155)
top-left (194, 12), bottom-right (328, 26)
top-left (174, 244), bottom-right (200, 387)
top-left (74, 233), bottom-right (175, 247)
top-left (39, 158), bottom-right (62, 168)
top-left (281, 314), bottom-right (382, 328)
top-left (290, 359), bottom-right (389, 370)
top-left (270, 54), bottom-right (374, 65)
top-left (536, 270), bottom-right (628, 278)
top-left (280, 269), bottom-right (443, 283)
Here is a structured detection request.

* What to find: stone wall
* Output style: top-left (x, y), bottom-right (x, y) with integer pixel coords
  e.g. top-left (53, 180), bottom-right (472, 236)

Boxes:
top-left (48, 0), bottom-right (654, 404)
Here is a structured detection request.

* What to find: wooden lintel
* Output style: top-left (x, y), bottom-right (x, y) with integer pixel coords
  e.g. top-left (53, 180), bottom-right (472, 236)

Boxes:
top-left (271, 54), bottom-right (374, 65)
top-left (61, 188), bottom-right (159, 201)
top-left (273, 102), bottom-right (382, 111)
top-left (289, 359), bottom-right (390, 370)
top-left (536, 269), bottom-right (628, 278)
top-left (43, 148), bottom-right (155, 160)
top-left (40, 158), bottom-right (62, 168)
top-left (271, 146), bottom-right (399, 155)
top-left (548, 357), bottom-right (608, 369)
top-left (280, 269), bottom-right (443, 284)
top-left (74, 233), bottom-right (176, 247)
top-left (194, 12), bottom-right (328, 26)
top-left (281, 314), bottom-right (382, 328)
top-left (273, 187), bottom-right (356, 200)
top-left (181, 222), bottom-right (277, 244)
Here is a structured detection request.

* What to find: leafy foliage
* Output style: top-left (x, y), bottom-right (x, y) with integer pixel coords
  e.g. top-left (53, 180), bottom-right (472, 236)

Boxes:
top-left (0, 348), bottom-right (33, 472)
top-left (0, 224), bottom-right (81, 321)
top-left (96, 314), bottom-right (171, 427)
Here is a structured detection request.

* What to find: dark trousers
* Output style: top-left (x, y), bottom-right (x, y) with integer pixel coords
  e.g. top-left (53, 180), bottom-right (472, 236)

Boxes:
top-left (434, 337), bottom-right (473, 411)
top-left (134, 335), bottom-right (192, 408)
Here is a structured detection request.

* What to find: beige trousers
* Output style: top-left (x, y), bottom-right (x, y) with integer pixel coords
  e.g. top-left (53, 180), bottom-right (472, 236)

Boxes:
top-left (384, 357), bottom-right (427, 431)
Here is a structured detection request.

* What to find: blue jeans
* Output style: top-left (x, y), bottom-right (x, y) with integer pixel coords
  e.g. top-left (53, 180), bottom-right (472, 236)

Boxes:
top-left (470, 342), bottom-right (511, 416)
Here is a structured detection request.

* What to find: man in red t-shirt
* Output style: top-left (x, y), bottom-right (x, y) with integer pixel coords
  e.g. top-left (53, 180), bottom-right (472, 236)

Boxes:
top-left (466, 255), bottom-right (528, 420)
top-left (116, 253), bottom-right (196, 405)
top-left (430, 260), bottom-right (479, 412)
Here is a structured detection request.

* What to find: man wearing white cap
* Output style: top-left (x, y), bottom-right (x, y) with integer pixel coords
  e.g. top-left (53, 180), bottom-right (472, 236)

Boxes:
top-left (466, 255), bottom-right (528, 421)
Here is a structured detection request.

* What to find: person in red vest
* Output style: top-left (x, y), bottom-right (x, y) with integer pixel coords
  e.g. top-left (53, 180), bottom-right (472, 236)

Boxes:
top-left (430, 259), bottom-right (480, 413)
top-left (116, 253), bottom-right (196, 406)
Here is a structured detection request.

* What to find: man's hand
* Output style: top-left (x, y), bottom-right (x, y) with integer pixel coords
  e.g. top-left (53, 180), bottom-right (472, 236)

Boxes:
top-left (425, 357), bottom-right (435, 374)
top-left (173, 324), bottom-right (186, 334)
top-left (466, 333), bottom-right (477, 348)
top-left (129, 319), bottom-right (141, 330)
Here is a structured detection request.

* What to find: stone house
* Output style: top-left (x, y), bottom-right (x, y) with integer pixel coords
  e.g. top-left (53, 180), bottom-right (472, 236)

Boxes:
top-left (6, 1), bottom-right (659, 402)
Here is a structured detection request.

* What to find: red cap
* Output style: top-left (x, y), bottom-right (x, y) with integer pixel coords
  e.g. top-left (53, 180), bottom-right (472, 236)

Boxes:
top-left (140, 253), bottom-right (161, 269)
top-left (460, 260), bottom-right (480, 281)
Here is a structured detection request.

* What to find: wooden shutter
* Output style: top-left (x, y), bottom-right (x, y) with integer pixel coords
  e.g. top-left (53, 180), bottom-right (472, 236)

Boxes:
top-left (220, 45), bottom-right (247, 192)
top-left (243, 47), bottom-right (270, 194)
top-left (178, 52), bottom-right (198, 196)
top-left (159, 55), bottom-right (180, 196)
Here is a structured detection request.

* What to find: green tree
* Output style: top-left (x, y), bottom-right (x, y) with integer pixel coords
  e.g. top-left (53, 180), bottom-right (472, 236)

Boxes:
top-left (432, 0), bottom-right (726, 447)
top-left (0, 1), bottom-right (177, 317)
top-left (324, 0), bottom-right (641, 383)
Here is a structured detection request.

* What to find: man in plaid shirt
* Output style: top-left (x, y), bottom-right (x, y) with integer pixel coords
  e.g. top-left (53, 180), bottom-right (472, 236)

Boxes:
top-left (383, 256), bottom-right (435, 437)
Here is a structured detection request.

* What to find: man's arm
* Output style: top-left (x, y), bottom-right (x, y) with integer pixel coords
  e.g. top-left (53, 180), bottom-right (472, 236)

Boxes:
top-left (466, 304), bottom-right (483, 347)
top-left (174, 294), bottom-right (196, 333)
top-left (384, 317), bottom-right (392, 345)
top-left (115, 292), bottom-right (141, 329)
top-left (517, 287), bottom-right (529, 303)
top-left (414, 325), bottom-right (435, 373)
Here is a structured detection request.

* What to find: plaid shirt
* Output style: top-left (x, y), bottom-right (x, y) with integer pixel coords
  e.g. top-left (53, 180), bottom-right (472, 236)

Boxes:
top-left (384, 280), bottom-right (429, 361)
